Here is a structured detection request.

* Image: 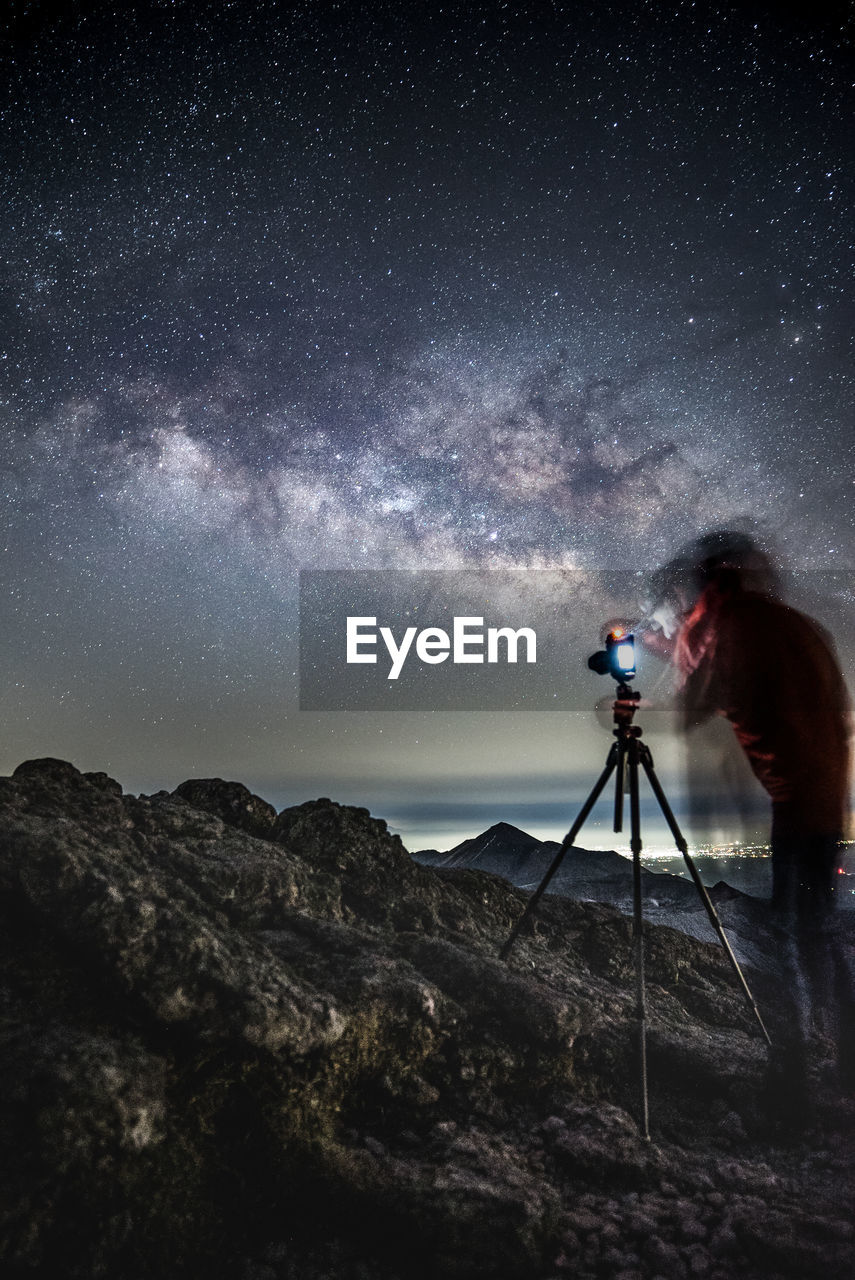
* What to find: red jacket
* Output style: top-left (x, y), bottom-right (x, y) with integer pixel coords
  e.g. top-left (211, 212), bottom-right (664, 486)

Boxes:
top-left (675, 587), bottom-right (852, 837)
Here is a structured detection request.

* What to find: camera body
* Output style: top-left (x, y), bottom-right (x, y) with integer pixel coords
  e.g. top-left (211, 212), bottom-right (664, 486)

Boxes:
top-left (588, 627), bottom-right (637, 681)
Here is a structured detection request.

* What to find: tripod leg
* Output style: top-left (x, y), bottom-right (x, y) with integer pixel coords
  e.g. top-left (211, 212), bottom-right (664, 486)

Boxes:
top-left (499, 742), bottom-right (620, 961)
top-left (628, 738), bottom-right (651, 1141)
top-left (614, 736), bottom-right (626, 833)
top-left (638, 744), bottom-right (772, 1048)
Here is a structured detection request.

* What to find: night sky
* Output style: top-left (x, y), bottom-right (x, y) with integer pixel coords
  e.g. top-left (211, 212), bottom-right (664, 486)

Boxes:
top-left (2, 0), bottom-right (853, 851)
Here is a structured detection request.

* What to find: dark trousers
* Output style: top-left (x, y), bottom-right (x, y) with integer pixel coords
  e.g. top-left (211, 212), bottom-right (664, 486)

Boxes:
top-left (770, 822), bottom-right (854, 1086)
top-left (770, 827), bottom-right (841, 917)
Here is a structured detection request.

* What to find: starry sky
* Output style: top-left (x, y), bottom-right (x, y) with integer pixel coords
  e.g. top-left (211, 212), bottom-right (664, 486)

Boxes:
top-left (2, 0), bottom-right (853, 851)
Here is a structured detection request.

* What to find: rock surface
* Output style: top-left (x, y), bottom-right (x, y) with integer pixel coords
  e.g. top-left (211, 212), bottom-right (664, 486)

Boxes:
top-left (0, 759), bottom-right (852, 1279)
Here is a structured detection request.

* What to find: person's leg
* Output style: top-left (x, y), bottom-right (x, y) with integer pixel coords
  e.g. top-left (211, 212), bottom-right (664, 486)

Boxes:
top-left (766, 826), bottom-right (813, 1117)
top-left (767, 825), bottom-right (842, 1108)
top-left (789, 836), bottom-right (855, 1100)
top-left (832, 914), bottom-right (855, 1090)
top-left (766, 823), bottom-right (850, 1119)
top-left (770, 808), bottom-right (798, 914)
top-left (792, 840), bottom-right (838, 1046)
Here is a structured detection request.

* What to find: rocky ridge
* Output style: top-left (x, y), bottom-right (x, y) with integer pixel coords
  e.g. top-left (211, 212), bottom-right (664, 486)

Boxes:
top-left (414, 820), bottom-right (703, 906)
top-left (413, 821), bottom-right (782, 974)
top-left (0, 758), bottom-right (852, 1279)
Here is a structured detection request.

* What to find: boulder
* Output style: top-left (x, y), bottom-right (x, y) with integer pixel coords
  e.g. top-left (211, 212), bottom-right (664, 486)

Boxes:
top-left (173, 777), bottom-right (278, 839)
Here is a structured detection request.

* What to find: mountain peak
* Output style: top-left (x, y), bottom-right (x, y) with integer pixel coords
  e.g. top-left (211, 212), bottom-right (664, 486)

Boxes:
top-left (450, 821), bottom-right (541, 856)
top-left (480, 820), bottom-right (538, 840)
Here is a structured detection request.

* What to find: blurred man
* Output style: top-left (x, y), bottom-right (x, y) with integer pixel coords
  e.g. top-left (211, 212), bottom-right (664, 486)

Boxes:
top-left (673, 534), bottom-right (850, 909)
top-left (652, 531), bottom-right (853, 1108)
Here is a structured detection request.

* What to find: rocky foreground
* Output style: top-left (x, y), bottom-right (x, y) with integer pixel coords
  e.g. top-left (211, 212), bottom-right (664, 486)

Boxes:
top-left (0, 759), bottom-right (853, 1279)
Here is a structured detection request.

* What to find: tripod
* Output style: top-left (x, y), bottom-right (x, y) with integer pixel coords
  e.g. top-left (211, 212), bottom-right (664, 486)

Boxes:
top-left (499, 682), bottom-right (772, 1141)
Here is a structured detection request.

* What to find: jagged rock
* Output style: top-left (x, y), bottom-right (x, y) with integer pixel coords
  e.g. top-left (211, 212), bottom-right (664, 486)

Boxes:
top-left (1, 764), bottom-right (345, 1055)
top-left (173, 777), bottom-right (278, 839)
top-left (0, 759), bottom-right (852, 1280)
top-left (272, 797), bottom-right (416, 921)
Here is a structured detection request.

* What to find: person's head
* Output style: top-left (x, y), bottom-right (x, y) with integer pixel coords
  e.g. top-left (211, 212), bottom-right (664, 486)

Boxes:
top-left (649, 529), bottom-right (780, 617)
top-left (691, 529), bottom-right (780, 597)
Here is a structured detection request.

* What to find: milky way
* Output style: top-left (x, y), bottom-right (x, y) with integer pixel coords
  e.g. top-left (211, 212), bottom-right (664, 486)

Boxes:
top-left (2, 2), bottom-right (853, 847)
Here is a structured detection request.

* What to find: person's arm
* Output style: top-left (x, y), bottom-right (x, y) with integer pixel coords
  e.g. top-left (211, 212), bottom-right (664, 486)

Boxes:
top-left (633, 594), bottom-right (686, 662)
top-left (678, 650), bottom-right (720, 730)
top-left (673, 597), bottom-right (732, 730)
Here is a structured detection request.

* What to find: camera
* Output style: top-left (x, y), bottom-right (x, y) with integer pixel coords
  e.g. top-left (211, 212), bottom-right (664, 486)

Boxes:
top-left (588, 627), bottom-right (637, 681)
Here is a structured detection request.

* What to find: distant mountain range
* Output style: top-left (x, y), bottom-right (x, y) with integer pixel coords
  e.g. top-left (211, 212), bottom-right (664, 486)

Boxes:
top-left (413, 824), bottom-right (855, 915)
top-left (412, 821), bottom-right (702, 911)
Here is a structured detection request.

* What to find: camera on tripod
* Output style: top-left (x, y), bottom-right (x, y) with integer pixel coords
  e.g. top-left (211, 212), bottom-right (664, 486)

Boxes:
top-left (588, 626), bottom-right (637, 681)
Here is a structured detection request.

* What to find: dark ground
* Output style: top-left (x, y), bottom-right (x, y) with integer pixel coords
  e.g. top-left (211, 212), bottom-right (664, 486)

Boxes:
top-left (1, 759), bottom-right (853, 1278)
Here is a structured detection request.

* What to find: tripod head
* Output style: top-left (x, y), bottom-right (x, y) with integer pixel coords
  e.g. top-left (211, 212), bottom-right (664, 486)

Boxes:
top-left (589, 628), bottom-right (643, 739)
top-left (612, 681), bottom-right (643, 738)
